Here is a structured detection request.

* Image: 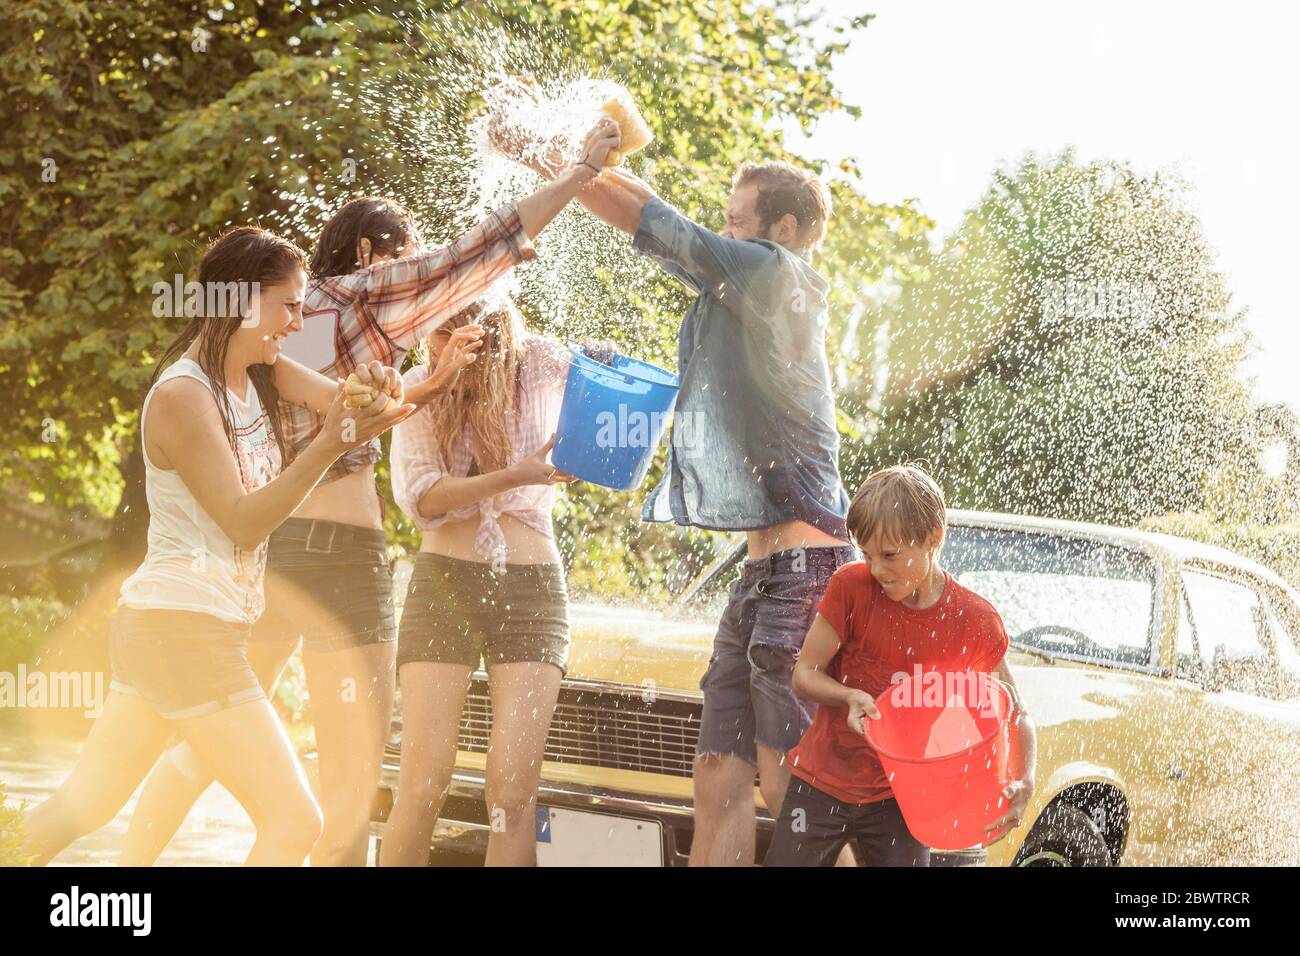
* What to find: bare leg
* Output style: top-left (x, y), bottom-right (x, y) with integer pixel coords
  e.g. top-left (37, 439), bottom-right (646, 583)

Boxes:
top-left (756, 744), bottom-right (793, 825)
top-left (689, 753), bottom-right (758, 866)
top-left (118, 639), bottom-right (297, 865)
top-left (377, 662), bottom-right (471, 867)
top-left (22, 690), bottom-right (172, 865)
top-left (483, 661), bottom-right (562, 867)
top-left (302, 640), bottom-right (397, 866)
top-left (176, 697), bottom-right (322, 866)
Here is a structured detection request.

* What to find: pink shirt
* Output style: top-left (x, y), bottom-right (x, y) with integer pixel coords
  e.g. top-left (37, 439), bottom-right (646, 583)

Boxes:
top-left (279, 204), bottom-right (535, 484)
top-left (391, 336), bottom-right (572, 565)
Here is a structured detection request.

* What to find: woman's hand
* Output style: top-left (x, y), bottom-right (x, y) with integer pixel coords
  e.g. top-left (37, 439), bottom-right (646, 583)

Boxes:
top-left (427, 324), bottom-right (485, 393)
top-left (846, 690), bottom-right (881, 737)
top-left (344, 359), bottom-right (402, 410)
top-left (320, 380), bottom-right (414, 453)
top-left (577, 119), bottom-right (620, 171)
top-left (508, 435), bottom-right (577, 487)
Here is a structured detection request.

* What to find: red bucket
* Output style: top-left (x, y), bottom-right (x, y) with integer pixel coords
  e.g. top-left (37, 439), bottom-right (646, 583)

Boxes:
top-left (864, 671), bottom-right (1012, 850)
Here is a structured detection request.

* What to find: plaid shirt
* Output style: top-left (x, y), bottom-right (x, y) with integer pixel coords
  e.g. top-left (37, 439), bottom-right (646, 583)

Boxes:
top-left (390, 335), bottom-right (571, 566)
top-left (280, 204), bottom-right (535, 484)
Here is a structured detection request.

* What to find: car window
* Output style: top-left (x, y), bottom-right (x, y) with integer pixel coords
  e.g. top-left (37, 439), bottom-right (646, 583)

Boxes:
top-left (1182, 570), bottom-right (1267, 663)
top-left (944, 526), bottom-right (1156, 666)
top-left (1261, 593), bottom-right (1300, 683)
top-left (673, 542), bottom-right (746, 620)
top-left (1182, 569), bottom-right (1282, 697)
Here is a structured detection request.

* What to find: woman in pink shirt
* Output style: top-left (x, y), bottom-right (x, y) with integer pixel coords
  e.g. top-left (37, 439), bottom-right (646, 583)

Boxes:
top-left (381, 298), bottom-right (591, 866)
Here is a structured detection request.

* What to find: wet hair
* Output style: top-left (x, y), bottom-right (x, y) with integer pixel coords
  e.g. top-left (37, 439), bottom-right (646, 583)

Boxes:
top-left (150, 226), bottom-right (307, 461)
top-left (113, 227), bottom-right (308, 558)
top-left (846, 464), bottom-right (947, 551)
top-left (309, 196), bottom-right (421, 277)
top-left (732, 161), bottom-right (832, 248)
top-left (423, 299), bottom-right (526, 474)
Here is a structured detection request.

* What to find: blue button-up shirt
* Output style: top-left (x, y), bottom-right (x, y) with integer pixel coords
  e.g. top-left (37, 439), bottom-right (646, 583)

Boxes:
top-left (632, 197), bottom-right (849, 537)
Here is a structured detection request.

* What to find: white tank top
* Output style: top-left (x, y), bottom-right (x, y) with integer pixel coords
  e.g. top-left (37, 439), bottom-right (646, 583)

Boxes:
top-left (118, 357), bottom-right (283, 624)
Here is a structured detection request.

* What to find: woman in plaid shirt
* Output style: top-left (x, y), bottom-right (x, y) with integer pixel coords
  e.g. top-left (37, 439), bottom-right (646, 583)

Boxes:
top-left (121, 119), bottom-right (622, 867)
top-left (380, 298), bottom-right (596, 867)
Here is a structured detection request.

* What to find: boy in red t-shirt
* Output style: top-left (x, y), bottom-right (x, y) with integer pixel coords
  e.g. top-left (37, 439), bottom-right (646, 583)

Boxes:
top-left (764, 465), bottom-right (1036, 867)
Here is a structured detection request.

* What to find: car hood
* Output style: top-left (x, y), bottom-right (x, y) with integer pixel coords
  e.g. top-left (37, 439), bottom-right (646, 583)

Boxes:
top-left (567, 601), bottom-right (714, 694)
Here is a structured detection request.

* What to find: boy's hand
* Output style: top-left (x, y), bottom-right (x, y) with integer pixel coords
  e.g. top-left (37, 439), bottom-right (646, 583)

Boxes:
top-left (983, 777), bottom-right (1034, 843)
top-left (846, 690), bottom-right (880, 737)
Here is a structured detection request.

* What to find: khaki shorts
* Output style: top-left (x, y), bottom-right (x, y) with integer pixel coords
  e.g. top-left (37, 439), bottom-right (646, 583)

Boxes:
top-left (396, 553), bottom-right (570, 676)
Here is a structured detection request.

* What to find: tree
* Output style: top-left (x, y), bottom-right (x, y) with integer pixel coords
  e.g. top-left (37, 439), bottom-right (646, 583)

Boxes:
top-left (855, 151), bottom-right (1261, 526)
top-left (1, 0), bottom-right (924, 600)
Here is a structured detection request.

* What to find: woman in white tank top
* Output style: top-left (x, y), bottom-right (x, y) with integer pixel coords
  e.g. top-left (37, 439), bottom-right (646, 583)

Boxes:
top-left (21, 226), bottom-right (414, 866)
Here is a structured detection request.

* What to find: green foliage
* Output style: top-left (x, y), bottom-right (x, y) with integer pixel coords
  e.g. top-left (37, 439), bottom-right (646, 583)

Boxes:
top-left (1, 1), bottom-right (918, 602)
top-left (1140, 511), bottom-right (1300, 595)
top-left (857, 152), bottom-right (1262, 525)
top-left (0, 595), bottom-right (69, 673)
top-left (3, 2), bottom-right (1272, 610)
top-left (0, 784), bottom-right (32, 867)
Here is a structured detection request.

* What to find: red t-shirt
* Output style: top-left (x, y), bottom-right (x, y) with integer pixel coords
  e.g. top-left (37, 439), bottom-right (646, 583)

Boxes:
top-left (788, 561), bottom-right (1009, 805)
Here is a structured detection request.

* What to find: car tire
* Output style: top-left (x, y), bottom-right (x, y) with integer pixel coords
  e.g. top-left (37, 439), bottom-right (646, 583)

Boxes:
top-left (1013, 802), bottom-right (1112, 867)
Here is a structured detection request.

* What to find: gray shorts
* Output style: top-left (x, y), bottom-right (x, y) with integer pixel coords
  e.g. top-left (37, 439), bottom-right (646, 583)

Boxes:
top-left (396, 553), bottom-right (571, 676)
top-left (253, 518), bottom-right (397, 654)
top-left (109, 606), bottom-right (265, 721)
top-left (696, 545), bottom-right (857, 767)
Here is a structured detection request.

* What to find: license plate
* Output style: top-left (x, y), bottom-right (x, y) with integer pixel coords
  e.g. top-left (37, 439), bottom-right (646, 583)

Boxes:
top-left (535, 806), bottom-right (663, 866)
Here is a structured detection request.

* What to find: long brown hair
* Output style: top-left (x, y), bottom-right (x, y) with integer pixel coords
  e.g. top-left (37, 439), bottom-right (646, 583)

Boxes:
top-left (150, 226), bottom-right (308, 465)
top-left (110, 227), bottom-right (308, 568)
top-left (424, 300), bottom-right (526, 473)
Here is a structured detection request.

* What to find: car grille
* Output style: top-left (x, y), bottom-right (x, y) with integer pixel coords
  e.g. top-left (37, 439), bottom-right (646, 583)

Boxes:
top-left (454, 679), bottom-right (702, 778)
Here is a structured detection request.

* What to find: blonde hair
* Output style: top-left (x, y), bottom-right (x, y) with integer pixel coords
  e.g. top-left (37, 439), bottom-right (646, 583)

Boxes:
top-left (846, 464), bottom-right (947, 551)
top-left (423, 299), bottom-right (526, 474)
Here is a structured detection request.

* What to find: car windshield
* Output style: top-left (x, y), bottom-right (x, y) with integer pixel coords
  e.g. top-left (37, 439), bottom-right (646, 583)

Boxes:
top-left (943, 525), bottom-right (1158, 667)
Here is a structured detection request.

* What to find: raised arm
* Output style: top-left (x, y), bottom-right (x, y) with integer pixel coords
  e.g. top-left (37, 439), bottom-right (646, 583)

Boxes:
top-left (148, 377), bottom-right (413, 550)
top-left (554, 166), bottom-right (656, 237)
top-left (515, 118), bottom-right (621, 238)
top-left (353, 119), bottom-right (619, 354)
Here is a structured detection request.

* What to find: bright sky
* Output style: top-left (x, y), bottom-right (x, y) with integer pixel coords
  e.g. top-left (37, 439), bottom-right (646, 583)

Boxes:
top-left (787, 0), bottom-right (1300, 413)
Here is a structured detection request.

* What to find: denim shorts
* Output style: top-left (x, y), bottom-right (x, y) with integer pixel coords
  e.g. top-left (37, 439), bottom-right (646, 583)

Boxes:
top-left (253, 518), bottom-right (397, 653)
top-left (696, 544), bottom-right (857, 767)
top-left (396, 552), bottom-right (570, 675)
top-left (763, 777), bottom-right (931, 867)
top-left (109, 606), bottom-right (265, 721)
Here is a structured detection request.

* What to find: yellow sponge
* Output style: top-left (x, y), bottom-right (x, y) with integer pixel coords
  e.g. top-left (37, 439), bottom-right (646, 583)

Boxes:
top-left (600, 96), bottom-right (653, 166)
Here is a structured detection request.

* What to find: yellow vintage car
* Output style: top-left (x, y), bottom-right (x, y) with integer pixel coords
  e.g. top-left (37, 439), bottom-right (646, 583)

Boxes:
top-left (370, 509), bottom-right (1300, 866)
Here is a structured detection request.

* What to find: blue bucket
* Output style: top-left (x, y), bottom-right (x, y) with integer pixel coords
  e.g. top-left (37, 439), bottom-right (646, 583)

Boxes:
top-left (552, 346), bottom-right (680, 491)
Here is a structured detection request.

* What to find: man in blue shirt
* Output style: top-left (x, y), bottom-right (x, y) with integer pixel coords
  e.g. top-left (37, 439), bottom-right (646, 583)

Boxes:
top-left (501, 128), bottom-right (854, 864)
